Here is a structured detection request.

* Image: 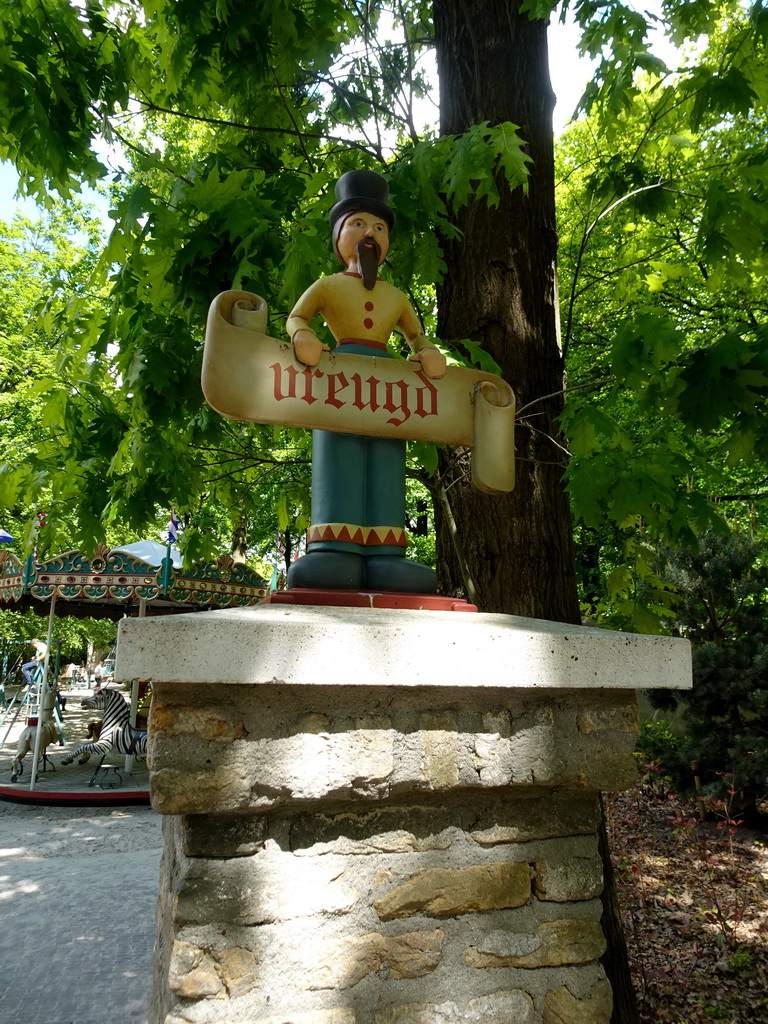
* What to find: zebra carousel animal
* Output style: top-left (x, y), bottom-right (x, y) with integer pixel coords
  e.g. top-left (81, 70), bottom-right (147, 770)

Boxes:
top-left (61, 689), bottom-right (148, 780)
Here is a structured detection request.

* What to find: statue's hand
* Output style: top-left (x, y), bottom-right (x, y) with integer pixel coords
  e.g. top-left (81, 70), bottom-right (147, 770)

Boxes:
top-left (293, 329), bottom-right (330, 367)
top-left (409, 347), bottom-right (447, 379)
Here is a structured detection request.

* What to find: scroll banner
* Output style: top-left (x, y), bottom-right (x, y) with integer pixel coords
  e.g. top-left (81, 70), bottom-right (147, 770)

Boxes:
top-left (203, 290), bottom-right (515, 494)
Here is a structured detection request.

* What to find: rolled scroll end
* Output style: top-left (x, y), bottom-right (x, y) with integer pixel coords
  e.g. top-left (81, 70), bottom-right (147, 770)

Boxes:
top-left (471, 380), bottom-right (516, 494)
top-left (203, 290), bottom-right (278, 421)
top-left (231, 295), bottom-right (269, 334)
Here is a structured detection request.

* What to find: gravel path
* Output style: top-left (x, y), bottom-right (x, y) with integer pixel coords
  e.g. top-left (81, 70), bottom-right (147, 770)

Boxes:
top-left (0, 784), bottom-right (162, 1024)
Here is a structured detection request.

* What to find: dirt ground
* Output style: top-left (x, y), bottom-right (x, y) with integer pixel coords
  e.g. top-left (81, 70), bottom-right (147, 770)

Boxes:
top-left (607, 774), bottom-right (768, 1023)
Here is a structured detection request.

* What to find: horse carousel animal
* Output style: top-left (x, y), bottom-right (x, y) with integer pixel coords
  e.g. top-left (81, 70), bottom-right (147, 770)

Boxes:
top-left (10, 719), bottom-right (62, 782)
top-left (61, 689), bottom-right (148, 767)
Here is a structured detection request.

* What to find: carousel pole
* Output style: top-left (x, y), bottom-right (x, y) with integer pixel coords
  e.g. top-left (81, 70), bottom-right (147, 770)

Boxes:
top-left (161, 511), bottom-right (177, 598)
top-left (29, 594), bottom-right (57, 790)
top-left (50, 639), bottom-right (66, 745)
top-left (125, 600), bottom-right (148, 772)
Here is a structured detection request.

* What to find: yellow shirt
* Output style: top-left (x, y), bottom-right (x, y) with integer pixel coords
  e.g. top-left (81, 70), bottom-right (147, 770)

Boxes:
top-left (287, 272), bottom-right (424, 349)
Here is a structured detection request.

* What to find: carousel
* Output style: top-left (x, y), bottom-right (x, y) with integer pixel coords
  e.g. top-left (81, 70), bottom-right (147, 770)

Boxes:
top-left (0, 541), bottom-right (269, 804)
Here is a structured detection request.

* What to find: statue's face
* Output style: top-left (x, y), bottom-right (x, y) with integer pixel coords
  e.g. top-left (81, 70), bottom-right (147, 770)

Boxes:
top-left (336, 211), bottom-right (390, 267)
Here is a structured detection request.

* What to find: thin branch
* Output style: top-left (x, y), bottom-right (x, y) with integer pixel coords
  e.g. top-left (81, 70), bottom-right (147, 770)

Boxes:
top-left (711, 492), bottom-right (768, 503)
top-left (434, 468), bottom-right (478, 607)
top-left (571, 243), bottom-right (677, 302)
top-left (312, 71), bottom-right (407, 129)
top-left (442, 468), bottom-right (472, 493)
top-left (311, 75), bottom-right (385, 159)
top-left (107, 125), bottom-right (195, 186)
top-left (519, 422), bottom-right (572, 460)
top-left (272, 72), bottom-right (316, 173)
top-left (586, 183), bottom-right (677, 242)
top-left (134, 100), bottom-right (379, 158)
top-left (515, 377), bottom-right (616, 418)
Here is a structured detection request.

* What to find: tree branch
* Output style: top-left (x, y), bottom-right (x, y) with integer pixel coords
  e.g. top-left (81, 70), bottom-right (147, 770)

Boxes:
top-left (134, 101), bottom-right (380, 158)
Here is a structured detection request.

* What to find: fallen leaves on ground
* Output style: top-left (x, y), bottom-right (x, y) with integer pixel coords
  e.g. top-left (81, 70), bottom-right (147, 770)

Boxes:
top-left (607, 773), bottom-right (768, 1024)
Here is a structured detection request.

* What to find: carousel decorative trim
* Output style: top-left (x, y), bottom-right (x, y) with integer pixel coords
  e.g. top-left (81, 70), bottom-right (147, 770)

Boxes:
top-left (0, 551), bottom-right (24, 603)
top-left (0, 547), bottom-right (268, 609)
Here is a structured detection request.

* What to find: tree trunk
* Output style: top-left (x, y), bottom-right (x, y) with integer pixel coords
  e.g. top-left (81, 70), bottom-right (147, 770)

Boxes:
top-left (432, 0), bottom-right (578, 622)
top-left (599, 797), bottom-right (641, 1024)
top-left (231, 514), bottom-right (248, 564)
top-left (432, 5), bottom-right (637, 1021)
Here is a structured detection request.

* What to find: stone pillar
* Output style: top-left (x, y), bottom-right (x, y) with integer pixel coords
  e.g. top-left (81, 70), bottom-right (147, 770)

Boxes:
top-left (116, 605), bottom-right (690, 1024)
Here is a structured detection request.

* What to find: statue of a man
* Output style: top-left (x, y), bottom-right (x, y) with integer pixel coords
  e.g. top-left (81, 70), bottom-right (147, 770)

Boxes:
top-left (285, 170), bottom-right (446, 593)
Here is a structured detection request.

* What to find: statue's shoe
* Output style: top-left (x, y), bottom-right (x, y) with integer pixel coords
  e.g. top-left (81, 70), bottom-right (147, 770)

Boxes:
top-left (287, 551), bottom-right (365, 590)
top-left (364, 555), bottom-right (437, 594)
top-left (287, 551), bottom-right (437, 595)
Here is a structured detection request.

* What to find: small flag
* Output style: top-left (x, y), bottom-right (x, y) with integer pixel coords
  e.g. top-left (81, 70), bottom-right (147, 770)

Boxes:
top-left (168, 511), bottom-right (179, 544)
top-left (0, 529), bottom-right (13, 543)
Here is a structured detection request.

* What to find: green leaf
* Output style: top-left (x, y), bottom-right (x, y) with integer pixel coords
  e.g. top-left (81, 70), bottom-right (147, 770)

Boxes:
top-left (409, 441), bottom-right (439, 475)
top-left (277, 491), bottom-right (289, 532)
top-left (611, 313), bottom-right (684, 388)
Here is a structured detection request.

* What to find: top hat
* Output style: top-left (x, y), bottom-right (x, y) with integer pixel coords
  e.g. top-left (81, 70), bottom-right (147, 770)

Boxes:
top-left (328, 170), bottom-right (395, 233)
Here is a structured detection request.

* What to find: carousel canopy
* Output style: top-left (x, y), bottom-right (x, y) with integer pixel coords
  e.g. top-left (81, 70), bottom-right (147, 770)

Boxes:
top-left (0, 542), bottom-right (268, 620)
top-left (112, 540), bottom-right (183, 569)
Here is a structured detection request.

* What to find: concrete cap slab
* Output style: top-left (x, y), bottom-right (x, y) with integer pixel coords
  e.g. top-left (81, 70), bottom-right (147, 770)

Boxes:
top-left (115, 605), bottom-right (691, 691)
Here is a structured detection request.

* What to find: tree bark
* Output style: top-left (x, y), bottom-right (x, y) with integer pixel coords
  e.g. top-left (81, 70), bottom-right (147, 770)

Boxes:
top-left (231, 514), bottom-right (248, 564)
top-left (432, 0), bottom-right (578, 622)
top-left (599, 797), bottom-right (641, 1024)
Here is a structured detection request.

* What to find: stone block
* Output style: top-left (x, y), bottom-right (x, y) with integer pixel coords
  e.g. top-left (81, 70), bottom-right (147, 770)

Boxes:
top-left (469, 795), bottom-right (601, 845)
top-left (576, 703), bottom-right (639, 734)
top-left (175, 854), bottom-right (358, 925)
top-left (151, 703), bottom-right (247, 741)
top-left (419, 711), bottom-right (460, 788)
top-left (274, 1013), bottom-right (357, 1024)
top-left (146, 685), bottom-right (642, 815)
top-left (116, 604), bottom-right (692, 692)
top-left (182, 813), bottom-right (270, 858)
top-left (534, 854), bottom-right (603, 902)
top-left (286, 793), bottom-right (603, 857)
top-left (167, 940), bottom-right (225, 999)
top-left (309, 929), bottom-right (445, 989)
top-left (248, 1012), bottom-right (358, 1024)
top-left (180, 795), bottom-right (602, 861)
top-left (166, 936), bottom-right (262, 1002)
top-left (215, 946), bottom-right (262, 999)
top-left (464, 915), bottom-right (606, 968)
top-left (375, 989), bottom-right (535, 1024)
top-left (574, 750), bottom-right (637, 793)
top-left (373, 861), bottom-right (531, 919)
top-left (293, 825), bottom-right (456, 857)
top-left (151, 765), bottom-right (251, 816)
top-left (543, 979), bottom-right (613, 1024)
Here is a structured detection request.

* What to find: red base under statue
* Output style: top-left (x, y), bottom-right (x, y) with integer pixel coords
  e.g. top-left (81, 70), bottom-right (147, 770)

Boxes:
top-left (260, 588), bottom-right (477, 612)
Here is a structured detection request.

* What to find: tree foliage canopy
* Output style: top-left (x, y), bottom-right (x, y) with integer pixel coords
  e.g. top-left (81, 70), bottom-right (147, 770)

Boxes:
top-left (555, 2), bottom-right (768, 626)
